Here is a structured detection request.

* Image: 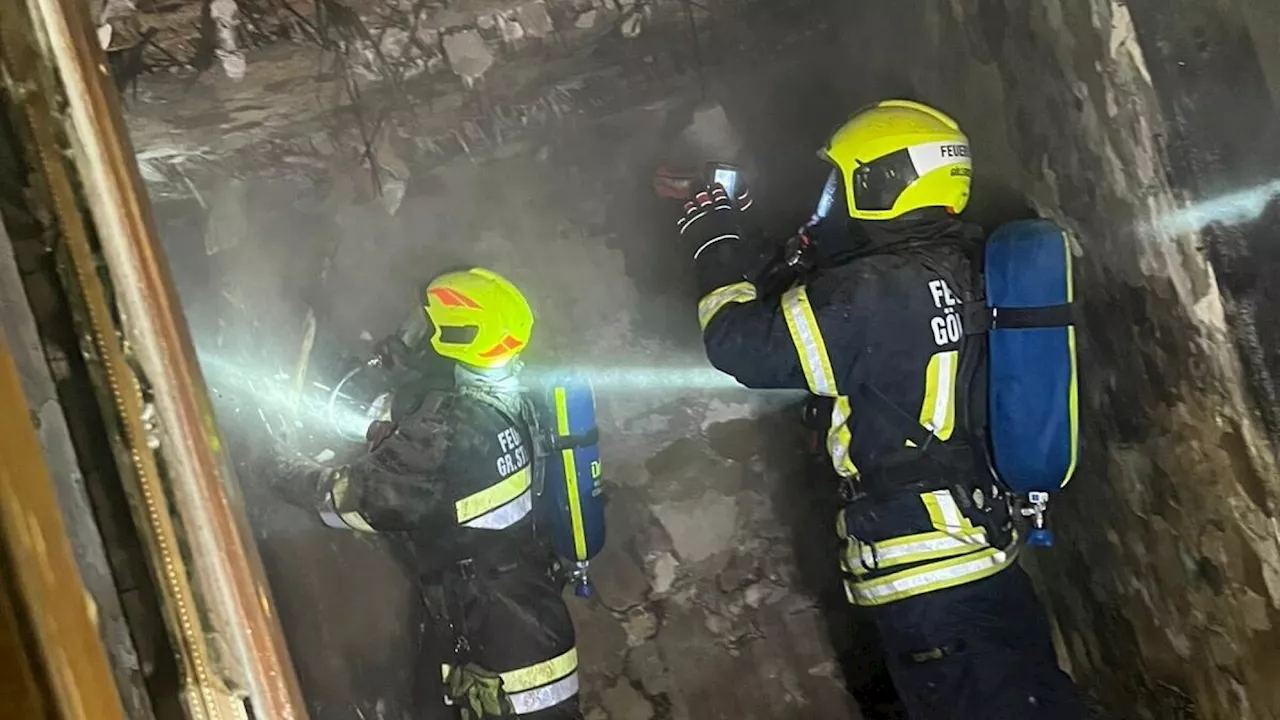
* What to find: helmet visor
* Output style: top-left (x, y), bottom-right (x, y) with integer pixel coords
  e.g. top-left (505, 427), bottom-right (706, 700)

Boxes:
top-left (851, 148), bottom-right (919, 213)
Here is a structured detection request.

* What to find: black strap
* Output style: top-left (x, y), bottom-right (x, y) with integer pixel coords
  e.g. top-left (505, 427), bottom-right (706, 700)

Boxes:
top-left (550, 426), bottom-right (599, 451)
top-left (848, 382), bottom-right (988, 501)
top-left (993, 304), bottom-right (1074, 328)
top-left (852, 383), bottom-right (950, 464)
top-left (964, 301), bottom-right (1075, 333)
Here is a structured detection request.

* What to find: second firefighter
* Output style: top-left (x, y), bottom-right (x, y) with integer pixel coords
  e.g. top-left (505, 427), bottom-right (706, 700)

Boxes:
top-left (279, 267), bottom-right (583, 719)
top-left (680, 100), bottom-right (1089, 719)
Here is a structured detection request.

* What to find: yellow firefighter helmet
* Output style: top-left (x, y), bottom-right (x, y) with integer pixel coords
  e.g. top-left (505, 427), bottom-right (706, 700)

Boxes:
top-left (821, 99), bottom-right (972, 221)
top-left (424, 268), bottom-right (534, 369)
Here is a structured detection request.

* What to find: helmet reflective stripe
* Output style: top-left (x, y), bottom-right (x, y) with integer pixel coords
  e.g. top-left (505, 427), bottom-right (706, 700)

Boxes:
top-left (426, 267), bottom-right (534, 369)
top-left (428, 287), bottom-right (481, 309)
top-left (478, 333), bottom-right (525, 359)
top-left (851, 141), bottom-right (972, 213)
top-left (907, 140), bottom-right (971, 177)
top-left (822, 99), bottom-right (972, 221)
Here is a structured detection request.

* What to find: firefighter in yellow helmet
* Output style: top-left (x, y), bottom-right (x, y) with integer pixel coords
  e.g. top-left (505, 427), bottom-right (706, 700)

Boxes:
top-left (678, 101), bottom-right (1087, 719)
top-left (280, 268), bottom-right (583, 719)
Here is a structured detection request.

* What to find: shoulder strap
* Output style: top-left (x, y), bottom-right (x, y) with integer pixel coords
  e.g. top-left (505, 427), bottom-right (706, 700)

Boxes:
top-left (852, 240), bottom-right (995, 481)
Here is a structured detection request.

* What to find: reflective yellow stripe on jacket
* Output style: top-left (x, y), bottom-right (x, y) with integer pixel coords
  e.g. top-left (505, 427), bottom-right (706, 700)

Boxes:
top-left (698, 281), bottom-right (757, 329)
top-left (845, 526), bottom-right (990, 577)
top-left (840, 489), bottom-right (1016, 606)
top-left (907, 350), bottom-right (959, 447)
top-left (781, 286), bottom-right (838, 396)
top-left (455, 467), bottom-right (533, 529)
top-left (780, 287), bottom-right (860, 477)
top-left (442, 647), bottom-right (580, 715)
top-left (826, 396), bottom-right (859, 478)
top-left (844, 545), bottom-right (1017, 606)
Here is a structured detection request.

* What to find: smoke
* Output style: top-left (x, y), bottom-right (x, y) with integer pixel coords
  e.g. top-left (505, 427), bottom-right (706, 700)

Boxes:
top-left (680, 102), bottom-right (743, 163)
top-left (1153, 179), bottom-right (1280, 236)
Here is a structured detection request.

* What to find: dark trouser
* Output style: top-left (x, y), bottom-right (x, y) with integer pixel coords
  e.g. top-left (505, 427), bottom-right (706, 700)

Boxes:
top-left (419, 563), bottom-right (582, 720)
top-left (872, 564), bottom-right (1088, 720)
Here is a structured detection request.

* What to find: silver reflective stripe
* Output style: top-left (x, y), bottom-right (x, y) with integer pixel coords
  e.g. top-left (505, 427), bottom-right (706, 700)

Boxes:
top-left (318, 509), bottom-right (348, 530)
top-left (847, 546), bottom-right (1017, 606)
top-left (508, 671), bottom-right (580, 715)
top-left (826, 396), bottom-right (856, 477)
top-left (781, 287), bottom-right (837, 396)
top-left (923, 489), bottom-right (967, 533)
top-left (319, 480), bottom-right (377, 533)
top-left (925, 350), bottom-right (957, 436)
top-left (856, 530), bottom-right (987, 569)
top-left (906, 141), bottom-right (971, 177)
top-left (462, 488), bottom-right (533, 530)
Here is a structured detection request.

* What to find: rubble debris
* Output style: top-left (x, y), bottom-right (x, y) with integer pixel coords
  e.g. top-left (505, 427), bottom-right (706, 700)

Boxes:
top-left (622, 606), bottom-right (659, 647)
top-left (624, 644), bottom-right (674, 700)
top-left (567, 600), bottom-right (628, 680)
top-left (716, 553), bottom-right (758, 594)
top-left (593, 544), bottom-right (650, 608)
top-left (620, 11), bottom-right (644, 39)
top-left (651, 491), bottom-right (738, 563)
top-left (497, 13), bottom-right (526, 43)
top-left (378, 27), bottom-right (412, 60)
top-left (442, 29), bottom-right (495, 87)
top-left (648, 551), bottom-right (679, 596)
top-left (644, 438), bottom-right (744, 500)
top-left (515, 1), bottom-right (555, 38)
top-left (209, 0), bottom-right (246, 80)
top-left (600, 679), bottom-right (654, 720)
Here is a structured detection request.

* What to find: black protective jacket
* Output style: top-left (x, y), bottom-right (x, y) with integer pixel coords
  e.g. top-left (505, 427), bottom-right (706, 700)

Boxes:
top-left (294, 380), bottom-right (581, 718)
top-left (694, 213), bottom-right (1087, 719)
top-left (694, 213), bottom-right (1018, 606)
top-left (698, 214), bottom-right (987, 475)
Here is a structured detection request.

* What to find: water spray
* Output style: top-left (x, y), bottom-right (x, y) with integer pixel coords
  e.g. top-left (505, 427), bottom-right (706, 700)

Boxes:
top-left (1153, 179), bottom-right (1280, 236)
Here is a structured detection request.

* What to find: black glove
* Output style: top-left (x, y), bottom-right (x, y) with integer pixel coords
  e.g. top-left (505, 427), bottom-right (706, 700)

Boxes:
top-left (270, 452), bottom-right (336, 510)
top-left (754, 228), bottom-right (817, 299)
top-left (678, 184), bottom-right (741, 259)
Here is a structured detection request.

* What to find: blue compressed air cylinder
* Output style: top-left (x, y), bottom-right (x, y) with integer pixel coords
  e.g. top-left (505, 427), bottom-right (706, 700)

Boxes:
top-left (543, 377), bottom-right (606, 567)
